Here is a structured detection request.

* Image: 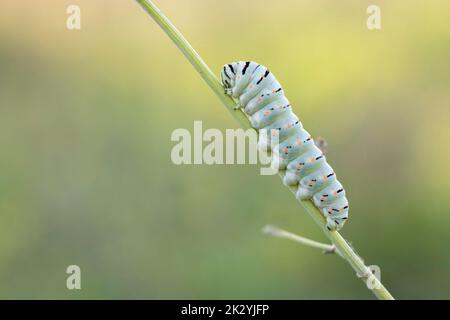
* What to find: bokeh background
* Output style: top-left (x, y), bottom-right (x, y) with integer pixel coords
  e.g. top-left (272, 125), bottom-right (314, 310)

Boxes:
top-left (1, 0), bottom-right (449, 299)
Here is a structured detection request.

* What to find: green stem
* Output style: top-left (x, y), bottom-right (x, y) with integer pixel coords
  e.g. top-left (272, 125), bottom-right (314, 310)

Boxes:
top-left (136, 0), bottom-right (394, 300)
top-left (263, 225), bottom-right (338, 255)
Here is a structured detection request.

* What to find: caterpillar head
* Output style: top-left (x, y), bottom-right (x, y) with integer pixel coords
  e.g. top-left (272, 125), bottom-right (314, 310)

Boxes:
top-left (220, 63), bottom-right (237, 95)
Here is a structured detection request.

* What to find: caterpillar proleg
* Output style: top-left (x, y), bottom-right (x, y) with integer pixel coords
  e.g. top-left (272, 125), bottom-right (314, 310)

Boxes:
top-left (220, 61), bottom-right (349, 230)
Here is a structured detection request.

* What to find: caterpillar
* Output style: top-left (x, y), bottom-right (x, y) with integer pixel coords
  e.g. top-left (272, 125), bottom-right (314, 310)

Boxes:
top-left (220, 61), bottom-right (349, 231)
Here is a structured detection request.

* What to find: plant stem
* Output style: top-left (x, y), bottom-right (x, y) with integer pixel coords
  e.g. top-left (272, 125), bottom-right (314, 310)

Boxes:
top-left (135, 0), bottom-right (249, 128)
top-left (136, 0), bottom-right (394, 300)
top-left (263, 225), bottom-right (338, 255)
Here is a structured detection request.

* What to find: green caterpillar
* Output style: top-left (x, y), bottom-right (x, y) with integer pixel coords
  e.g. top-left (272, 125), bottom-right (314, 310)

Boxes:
top-left (221, 61), bottom-right (349, 230)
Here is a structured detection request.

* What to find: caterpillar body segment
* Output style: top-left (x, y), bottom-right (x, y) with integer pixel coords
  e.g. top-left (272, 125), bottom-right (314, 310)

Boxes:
top-left (297, 163), bottom-right (336, 200)
top-left (270, 128), bottom-right (314, 170)
top-left (220, 61), bottom-right (349, 231)
top-left (283, 145), bottom-right (326, 186)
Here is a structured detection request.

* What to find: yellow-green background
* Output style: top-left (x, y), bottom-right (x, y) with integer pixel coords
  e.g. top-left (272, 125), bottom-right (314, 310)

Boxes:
top-left (1, 0), bottom-right (449, 299)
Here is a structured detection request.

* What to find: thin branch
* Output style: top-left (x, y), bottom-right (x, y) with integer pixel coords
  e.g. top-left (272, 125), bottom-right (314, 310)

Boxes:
top-left (262, 225), bottom-right (337, 255)
top-left (136, 0), bottom-right (394, 300)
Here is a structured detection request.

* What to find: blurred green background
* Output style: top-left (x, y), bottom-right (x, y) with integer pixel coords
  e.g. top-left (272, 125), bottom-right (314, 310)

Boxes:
top-left (0, 0), bottom-right (449, 299)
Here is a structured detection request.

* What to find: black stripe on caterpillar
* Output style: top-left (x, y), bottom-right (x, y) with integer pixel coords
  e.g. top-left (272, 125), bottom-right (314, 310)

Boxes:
top-left (220, 61), bottom-right (349, 231)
